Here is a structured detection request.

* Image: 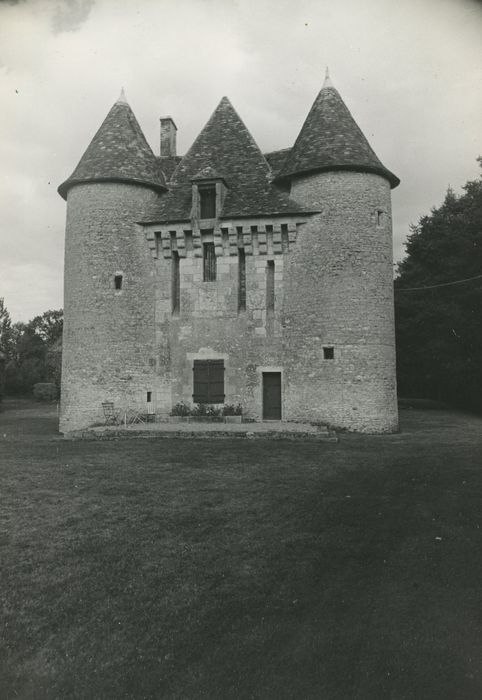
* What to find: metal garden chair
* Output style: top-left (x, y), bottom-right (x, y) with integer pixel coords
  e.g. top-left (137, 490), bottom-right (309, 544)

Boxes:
top-left (102, 401), bottom-right (120, 426)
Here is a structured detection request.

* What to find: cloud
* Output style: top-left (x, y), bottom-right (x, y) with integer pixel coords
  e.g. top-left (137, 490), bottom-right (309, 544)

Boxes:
top-left (52, 0), bottom-right (96, 33)
top-left (0, 0), bottom-right (481, 321)
top-left (1, 0), bottom-right (95, 33)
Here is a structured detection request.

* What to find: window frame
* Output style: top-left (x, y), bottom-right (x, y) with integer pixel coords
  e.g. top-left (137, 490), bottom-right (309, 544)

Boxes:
top-left (199, 185), bottom-right (217, 219)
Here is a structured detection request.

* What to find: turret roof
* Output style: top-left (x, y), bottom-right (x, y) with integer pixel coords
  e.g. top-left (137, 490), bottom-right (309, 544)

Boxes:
top-left (147, 96), bottom-right (313, 221)
top-left (277, 75), bottom-right (399, 188)
top-left (58, 92), bottom-right (167, 200)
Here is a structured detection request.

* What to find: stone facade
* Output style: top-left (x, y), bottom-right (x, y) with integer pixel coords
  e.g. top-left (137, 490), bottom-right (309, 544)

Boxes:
top-left (61, 183), bottom-right (159, 430)
top-left (59, 77), bottom-right (400, 434)
top-left (283, 172), bottom-right (398, 431)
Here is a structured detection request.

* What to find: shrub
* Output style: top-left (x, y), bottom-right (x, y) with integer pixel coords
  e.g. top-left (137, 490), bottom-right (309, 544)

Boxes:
top-left (33, 382), bottom-right (58, 401)
top-left (170, 401), bottom-right (191, 417)
top-left (222, 403), bottom-right (243, 416)
top-left (170, 402), bottom-right (242, 417)
top-left (191, 403), bottom-right (222, 417)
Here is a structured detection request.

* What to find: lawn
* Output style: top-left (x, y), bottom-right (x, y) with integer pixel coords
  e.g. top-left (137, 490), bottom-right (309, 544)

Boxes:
top-left (0, 400), bottom-right (481, 699)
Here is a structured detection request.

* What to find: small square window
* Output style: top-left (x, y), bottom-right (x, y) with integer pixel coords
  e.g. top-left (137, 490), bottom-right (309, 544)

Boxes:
top-left (114, 274), bottom-right (123, 290)
top-left (323, 346), bottom-right (334, 360)
top-left (147, 391), bottom-right (152, 403)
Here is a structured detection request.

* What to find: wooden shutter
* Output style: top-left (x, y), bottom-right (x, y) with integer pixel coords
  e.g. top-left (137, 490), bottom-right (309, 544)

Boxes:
top-left (207, 360), bottom-right (225, 402)
top-left (193, 360), bottom-right (210, 403)
top-left (193, 359), bottom-right (224, 403)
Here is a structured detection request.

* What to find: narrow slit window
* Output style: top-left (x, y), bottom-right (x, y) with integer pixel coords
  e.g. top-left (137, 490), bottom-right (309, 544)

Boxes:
top-left (238, 248), bottom-right (246, 311)
top-left (221, 227), bottom-right (229, 254)
top-left (184, 230), bottom-right (193, 253)
top-left (114, 274), bottom-right (123, 290)
top-left (203, 242), bottom-right (216, 281)
top-left (266, 260), bottom-right (275, 311)
top-left (323, 346), bottom-right (334, 360)
top-left (376, 210), bottom-right (384, 226)
top-left (236, 226), bottom-right (244, 249)
top-left (171, 251), bottom-right (180, 313)
top-left (146, 391), bottom-right (152, 403)
top-left (281, 223), bottom-right (289, 252)
top-left (199, 186), bottom-right (216, 219)
top-left (154, 232), bottom-right (161, 257)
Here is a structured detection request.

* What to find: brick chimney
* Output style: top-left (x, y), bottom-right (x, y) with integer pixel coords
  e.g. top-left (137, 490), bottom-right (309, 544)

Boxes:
top-left (160, 116), bottom-right (177, 157)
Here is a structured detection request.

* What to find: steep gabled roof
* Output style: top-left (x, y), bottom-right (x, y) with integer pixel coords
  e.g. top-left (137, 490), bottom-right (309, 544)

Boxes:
top-left (191, 165), bottom-right (226, 182)
top-left (146, 97), bottom-right (313, 222)
top-left (58, 92), bottom-right (167, 200)
top-left (277, 76), bottom-right (400, 188)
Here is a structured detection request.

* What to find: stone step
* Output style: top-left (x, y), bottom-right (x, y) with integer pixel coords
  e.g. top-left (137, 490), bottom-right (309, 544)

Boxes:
top-left (66, 427), bottom-right (338, 442)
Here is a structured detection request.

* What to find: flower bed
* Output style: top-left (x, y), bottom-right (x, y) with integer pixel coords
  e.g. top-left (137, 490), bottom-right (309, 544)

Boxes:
top-left (168, 414), bottom-right (243, 424)
top-left (169, 402), bottom-right (243, 422)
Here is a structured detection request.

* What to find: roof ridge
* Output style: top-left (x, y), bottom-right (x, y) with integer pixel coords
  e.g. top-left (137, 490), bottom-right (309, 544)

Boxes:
top-left (172, 96), bottom-right (271, 185)
top-left (219, 97), bottom-right (272, 175)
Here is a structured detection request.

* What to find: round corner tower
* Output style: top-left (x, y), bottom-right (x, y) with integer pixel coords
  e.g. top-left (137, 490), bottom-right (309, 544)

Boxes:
top-left (58, 92), bottom-right (166, 433)
top-left (278, 73), bottom-right (400, 432)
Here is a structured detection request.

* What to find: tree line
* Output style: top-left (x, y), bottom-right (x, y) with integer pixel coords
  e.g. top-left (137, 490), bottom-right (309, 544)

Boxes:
top-left (0, 303), bottom-right (63, 400)
top-left (394, 159), bottom-right (482, 412)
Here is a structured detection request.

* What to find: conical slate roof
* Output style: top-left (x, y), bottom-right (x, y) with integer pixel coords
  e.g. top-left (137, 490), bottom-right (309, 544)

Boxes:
top-left (58, 92), bottom-right (167, 200)
top-left (277, 76), bottom-right (399, 188)
top-left (148, 97), bottom-right (312, 221)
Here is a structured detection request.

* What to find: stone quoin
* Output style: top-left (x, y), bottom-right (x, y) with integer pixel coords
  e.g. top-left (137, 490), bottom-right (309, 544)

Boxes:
top-left (58, 72), bottom-right (400, 433)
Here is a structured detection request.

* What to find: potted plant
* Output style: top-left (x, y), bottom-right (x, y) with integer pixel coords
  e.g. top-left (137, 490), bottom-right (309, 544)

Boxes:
top-left (189, 403), bottom-right (224, 422)
top-left (168, 401), bottom-right (191, 422)
top-left (223, 403), bottom-right (243, 423)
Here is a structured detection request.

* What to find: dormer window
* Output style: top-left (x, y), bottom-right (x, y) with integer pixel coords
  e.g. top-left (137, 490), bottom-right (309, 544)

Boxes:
top-left (191, 167), bottom-right (227, 222)
top-left (199, 186), bottom-right (216, 219)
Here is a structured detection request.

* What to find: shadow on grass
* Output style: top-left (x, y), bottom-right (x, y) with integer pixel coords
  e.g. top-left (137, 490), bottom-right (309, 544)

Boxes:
top-left (0, 402), bottom-right (481, 698)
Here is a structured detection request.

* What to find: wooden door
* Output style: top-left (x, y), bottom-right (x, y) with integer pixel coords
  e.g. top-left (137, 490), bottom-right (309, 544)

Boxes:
top-left (262, 372), bottom-right (281, 420)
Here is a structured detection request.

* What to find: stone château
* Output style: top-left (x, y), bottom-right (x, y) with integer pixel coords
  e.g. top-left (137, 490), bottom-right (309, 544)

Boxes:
top-left (58, 72), bottom-right (400, 433)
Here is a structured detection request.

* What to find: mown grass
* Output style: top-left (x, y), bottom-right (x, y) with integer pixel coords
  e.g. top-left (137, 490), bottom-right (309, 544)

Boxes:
top-left (1, 401), bottom-right (481, 699)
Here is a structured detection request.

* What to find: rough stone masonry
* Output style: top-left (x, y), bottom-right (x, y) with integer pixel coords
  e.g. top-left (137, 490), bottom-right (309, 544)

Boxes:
top-left (58, 72), bottom-right (400, 434)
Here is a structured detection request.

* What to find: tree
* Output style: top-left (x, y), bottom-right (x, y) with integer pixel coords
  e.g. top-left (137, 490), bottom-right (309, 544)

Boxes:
top-left (0, 299), bottom-right (14, 402)
top-left (4, 309), bottom-right (63, 396)
top-left (29, 309), bottom-right (63, 346)
top-left (0, 298), bottom-right (14, 359)
top-left (395, 160), bottom-right (482, 411)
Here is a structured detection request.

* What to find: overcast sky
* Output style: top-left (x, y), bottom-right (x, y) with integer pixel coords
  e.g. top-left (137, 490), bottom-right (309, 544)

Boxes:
top-left (1, 0), bottom-right (481, 321)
